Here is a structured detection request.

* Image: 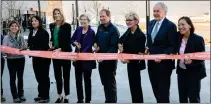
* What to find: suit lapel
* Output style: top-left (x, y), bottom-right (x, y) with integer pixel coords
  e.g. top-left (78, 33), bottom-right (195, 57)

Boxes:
top-left (51, 23), bottom-right (56, 33)
top-left (78, 27), bottom-right (83, 42)
top-left (149, 20), bottom-right (156, 35)
top-left (50, 23), bottom-right (56, 40)
top-left (148, 20), bottom-right (156, 45)
top-left (35, 29), bottom-right (39, 37)
top-left (177, 34), bottom-right (183, 54)
top-left (29, 30), bottom-right (33, 37)
top-left (83, 26), bottom-right (93, 41)
top-left (58, 24), bottom-right (62, 37)
top-left (184, 34), bottom-right (193, 53)
top-left (153, 18), bottom-right (167, 40)
top-left (123, 29), bottom-right (131, 42)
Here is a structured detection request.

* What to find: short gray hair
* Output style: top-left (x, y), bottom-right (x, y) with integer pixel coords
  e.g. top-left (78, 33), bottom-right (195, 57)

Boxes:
top-left (154, 2), bottom-right (168, 14)
top-left (125, 11), bottom-right (139, 20)
top-left (79, 13), bottom-right (91, 23)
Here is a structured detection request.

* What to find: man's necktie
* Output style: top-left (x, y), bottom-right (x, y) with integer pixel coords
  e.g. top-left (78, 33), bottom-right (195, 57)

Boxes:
top-left (151, 22), bottom-right (159, 43)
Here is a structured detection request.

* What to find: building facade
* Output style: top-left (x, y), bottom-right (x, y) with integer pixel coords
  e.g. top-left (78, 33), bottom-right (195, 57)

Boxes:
top-left (47, 0), bottom-right (62, 23)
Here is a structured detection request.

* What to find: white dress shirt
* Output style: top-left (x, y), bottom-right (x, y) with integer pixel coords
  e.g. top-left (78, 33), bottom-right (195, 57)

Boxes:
top-left (151, 17), bottom-right (165, 43)
top-left (32, 29), bottom-right (38, 37)
top-left (151, 17), bottom-right (165, 35)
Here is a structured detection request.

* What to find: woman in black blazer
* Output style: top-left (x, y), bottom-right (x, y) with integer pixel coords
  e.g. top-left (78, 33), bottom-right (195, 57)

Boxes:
top-left (118, 12), bottom-right (146, 103)
top-left (27, 16), bottom-right (51, 103)
top-left (49, 8), bottom-right (72, 103)
top-left (176, 16), bottom-right (206, 103)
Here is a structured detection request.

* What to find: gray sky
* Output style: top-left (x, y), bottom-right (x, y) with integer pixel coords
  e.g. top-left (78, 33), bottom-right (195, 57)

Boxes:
top-left (61, 1), bottom-right (210, 23)
top-left (9, 1), bottom-right (210, 17)
top-left (102, 1), bottom-right (210, 16)
top-left (2, 1), bottom-right (209, 22)
top-left (62, 1), bottom-right (210, 17)
top-left (4, 1), bottom-right (209, 17)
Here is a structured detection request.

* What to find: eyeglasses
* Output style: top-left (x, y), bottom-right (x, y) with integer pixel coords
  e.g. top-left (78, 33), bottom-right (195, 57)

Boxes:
top-left (125, 19), bottom-right (135, 22)
top-left (80, 19), bottom-right (88, 21)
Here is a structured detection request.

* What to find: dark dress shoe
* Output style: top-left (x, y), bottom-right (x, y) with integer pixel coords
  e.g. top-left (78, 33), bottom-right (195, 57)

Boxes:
top-left (77, 100), bottom-right (84, 103)
top-left (34, 97), bottom-right (42, 101)
top-left (39, 99), bottom-right (50, 103)
top-left (64, 99), bottom-right (69, 103)
top-left (19, 96), bottom-right (26, 102)
top-left (55, 97), bottom-right (63, 103)
top-left (13, 98), bottom-right (21, 103)
top-left (85, 101), bottom-right (90, 103)
top-left (1, 95), bottom-right (6, 102)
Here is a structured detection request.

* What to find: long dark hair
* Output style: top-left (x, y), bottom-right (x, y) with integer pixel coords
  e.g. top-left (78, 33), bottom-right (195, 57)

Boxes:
top-left (31, 16), bottom-right (43, 30)
top-left (178, 16), bottom-right (195, 34)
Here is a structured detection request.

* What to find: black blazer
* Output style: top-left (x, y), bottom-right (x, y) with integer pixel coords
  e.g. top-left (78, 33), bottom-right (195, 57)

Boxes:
top-left (28, 28), bottom-right (50, 51)
top-left (146, 18), bottom-right (177, 69)
top-left (49, 22), bottom-right (72, 52)
top-left (119, 26), bottom-right (146, 70)
top-left (176, 32), bottom-right (206, 79)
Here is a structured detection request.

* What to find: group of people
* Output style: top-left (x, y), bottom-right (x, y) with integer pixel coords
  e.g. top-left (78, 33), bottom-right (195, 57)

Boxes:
top-left (1, 2), bottom-right (206, 103)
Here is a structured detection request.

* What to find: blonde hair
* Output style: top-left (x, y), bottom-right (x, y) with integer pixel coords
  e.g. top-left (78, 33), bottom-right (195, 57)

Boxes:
top-left (53, 8), bottom-right (65, 24)
top-left (79, 13), bottom-right (91, 23)
top-left (125, 11), bottom-right (140, 20)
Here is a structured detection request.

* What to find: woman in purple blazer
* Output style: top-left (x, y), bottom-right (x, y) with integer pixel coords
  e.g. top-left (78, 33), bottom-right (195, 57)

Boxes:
top-left (71, 14), bottom-right (96, 103)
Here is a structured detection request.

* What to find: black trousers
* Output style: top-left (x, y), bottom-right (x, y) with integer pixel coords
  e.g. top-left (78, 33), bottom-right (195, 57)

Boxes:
top-left (53, 59), bottom-right (71, 95)
top-left (177, 67), bottom-right (201, 103)
top-left (32, 57), bottom-right (51, 99)
top-left (1, 58), bottom-right (5, 95)
top-left (99, 61), bottom-right (117, 103)
top-left (75, 61), bottom-right (92, 102)
top-left (148, 62), bottom-right (172, 103)
top-left (127, 63), bottom-right (143, 103)
top-left (7, 58), bottom-right (25, 99)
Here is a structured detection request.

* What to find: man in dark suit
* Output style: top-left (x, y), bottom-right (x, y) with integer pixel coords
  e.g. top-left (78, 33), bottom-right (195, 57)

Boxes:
top-left (95, 9), bottom-right (120, 103)
top-left (145, 2), bottom-right (177, 103)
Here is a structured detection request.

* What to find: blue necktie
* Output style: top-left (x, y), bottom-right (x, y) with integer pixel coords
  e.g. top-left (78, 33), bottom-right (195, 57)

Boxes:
top-left (151, 22), bottom-right (159, 43)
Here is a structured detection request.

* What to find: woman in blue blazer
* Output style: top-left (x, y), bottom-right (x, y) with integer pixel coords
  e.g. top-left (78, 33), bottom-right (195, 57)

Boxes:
top-left (176, 16), bottom-right (206, 103)
top-left (70, 14), bottom-right (96, 103)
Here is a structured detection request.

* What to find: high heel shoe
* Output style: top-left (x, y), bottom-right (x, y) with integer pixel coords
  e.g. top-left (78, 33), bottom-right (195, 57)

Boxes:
top-left (55, 97), bottom-right (63, 103)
